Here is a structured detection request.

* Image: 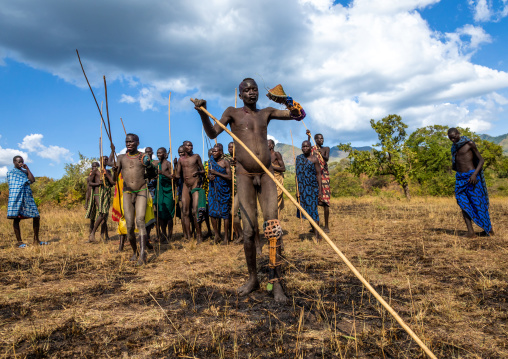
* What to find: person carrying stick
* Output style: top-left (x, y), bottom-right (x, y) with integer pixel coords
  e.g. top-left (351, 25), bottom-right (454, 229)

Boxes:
top-left (192, 78), bottom-right (306, 303)
top-left (87, 156), bottom-right (115, 243)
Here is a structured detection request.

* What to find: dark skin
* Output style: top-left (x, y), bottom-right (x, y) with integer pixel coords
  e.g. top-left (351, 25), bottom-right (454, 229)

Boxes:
top-left (307, 130), bottom-right (330, 233)
top-left (174, 141), bottom-right (205, 243)
top-left (209, 146), bottom-right (232, 245)
top-left (230, 143), bottom-right (261, 254)
top-left (110, 135), bottom-right (151, 265)
top-left (152, 148), bottom-right (174, 243)
top-left (268, 139), bottom-right (285, 173)
top-left (193, 79), bottom-right (301, 302)
top-left (176, 146), bottom-right (193, 239)
top-left (88, 157), bottom-right (116, 243)
top-left (144, 147), bottom-right (157, 242)
top-left (448, 130), bottom-right (494, 237)
top-left (300, 141), bottom-right (323, 242)
top-left (228, 142), bottom-right (244, 244)
top-left (87, 161), bottom-right (102, 239)
top-left (85, 162), bottom-right (99, 210)
top-left (86, 162), bottom-right (99, 213)
top-left (11, 157), bottom-right (40, 246)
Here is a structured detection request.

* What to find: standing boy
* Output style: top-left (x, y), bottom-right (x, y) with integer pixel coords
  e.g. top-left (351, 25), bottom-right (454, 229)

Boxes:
top-left (192, 77), bottom-right (305, 302)
top-left (7, 156), bottom-right (47, 247)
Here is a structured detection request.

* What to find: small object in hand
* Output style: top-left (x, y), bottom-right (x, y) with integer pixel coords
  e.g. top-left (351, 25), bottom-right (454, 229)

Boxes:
top-left (266, 84), bottom-right (305, 121)
top-left (267, 283), bottom-right (273, 291)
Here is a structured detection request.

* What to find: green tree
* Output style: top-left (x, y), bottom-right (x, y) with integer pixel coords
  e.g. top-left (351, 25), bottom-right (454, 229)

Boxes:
top-left (406, 125), bottom-right (503, 195)
top-left (339, 114), bottom-right (412, 199)
top-left (35, 153), bottom-right (96, 206)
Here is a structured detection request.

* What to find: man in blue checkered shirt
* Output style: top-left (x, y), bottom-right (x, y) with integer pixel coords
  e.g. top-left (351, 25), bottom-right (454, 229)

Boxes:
top-left (7, 156), bottom-right (48, 247)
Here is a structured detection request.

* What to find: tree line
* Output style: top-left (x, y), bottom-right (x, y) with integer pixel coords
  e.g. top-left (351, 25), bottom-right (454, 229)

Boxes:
top-left (336, 114), bottom-right (506, 199)
top-left (1, 117), bottom-right (506, 209)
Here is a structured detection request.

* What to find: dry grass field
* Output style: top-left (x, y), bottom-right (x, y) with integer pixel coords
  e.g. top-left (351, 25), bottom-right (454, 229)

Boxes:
top-left (0, 197), bottom-right (507, 358)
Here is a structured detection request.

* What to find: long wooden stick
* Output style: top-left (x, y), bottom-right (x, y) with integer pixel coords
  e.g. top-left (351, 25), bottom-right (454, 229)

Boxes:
top-left (100, 103), bottom-right (105, 185)
top-left (99, 72), bottom-right (121, 214)
top-left (156, 162), bottom-right (161, 242)
top-left (190, 99), bottom-right (437, 359)
top-left (120, 117), bottom-right (127, 135)
top-left (168, 94), bottom-right (178, 218)
top-left (103, 76), bottom-right (116, 167)
top-left (75, 49), bottom-right (111, 141)
top-left (168, 92), bottom-right (175, 202)
top-left (290, 129), bottom-right (302, 229)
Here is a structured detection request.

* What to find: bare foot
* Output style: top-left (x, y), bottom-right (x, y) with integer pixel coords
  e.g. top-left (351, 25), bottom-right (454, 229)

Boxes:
top-left (323, 227), bottom-right (330, 234)
top-left (272, 282), bottom-right (287, 303)
top-left (129, 253), bottom-right (137, 262)
top-left (462, 232), bottom-right (476, 238)
top-left (87, 234), bottom-right (97, 243)
top-left (237, 276), bottom-right (260, 296)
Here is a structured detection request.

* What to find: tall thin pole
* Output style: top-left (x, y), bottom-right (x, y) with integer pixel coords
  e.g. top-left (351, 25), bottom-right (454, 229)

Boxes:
top-left (120, 117), bottom-right (127, 135)
top-left (100, 102), bottom-right (104, 185)
top-left (168, 92), bottom-right (175, 201)
top-left (75, 49), bottom-right (111, 141)
top-left (103, 76), bottom-right (115, 166)
top-left (169, 93), bottom-right (178, 218)
top-left (190, 98), bottom-right (437, 359)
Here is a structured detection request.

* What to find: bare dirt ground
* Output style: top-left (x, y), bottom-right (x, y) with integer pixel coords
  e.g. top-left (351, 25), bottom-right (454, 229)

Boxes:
top-left (0, 197), bottom-right (507, 358)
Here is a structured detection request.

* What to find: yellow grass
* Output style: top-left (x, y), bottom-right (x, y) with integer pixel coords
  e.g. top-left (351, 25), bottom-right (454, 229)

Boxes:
top-left (0, 197), bottom-right (507, 358)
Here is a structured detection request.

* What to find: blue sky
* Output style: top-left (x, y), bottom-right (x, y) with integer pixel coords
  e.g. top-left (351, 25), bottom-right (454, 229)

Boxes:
top-left (1, 0), bottom-right (508, 179)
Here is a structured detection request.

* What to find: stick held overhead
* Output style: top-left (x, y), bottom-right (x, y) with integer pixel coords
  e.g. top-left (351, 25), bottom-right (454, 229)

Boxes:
top-left (75, 49), bottom-right (111, 141)
top-left (189, 98), bottom-right (437, 359)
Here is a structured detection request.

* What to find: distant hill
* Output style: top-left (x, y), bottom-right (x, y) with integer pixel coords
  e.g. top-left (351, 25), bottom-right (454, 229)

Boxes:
top-left (480, 133), bottom-right (508, 154)
top-left (274, 143), bottom-right (371, 165)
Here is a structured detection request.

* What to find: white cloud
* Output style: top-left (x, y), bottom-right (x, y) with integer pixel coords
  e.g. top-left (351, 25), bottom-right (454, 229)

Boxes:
top-left (18, 133), bottom-right (44, 152)
top-left (267, 134), bottom-right (279, 145)
top-left (0, 1), bottom-right (507, 142)
top-left (469, 0), bottom-right (508, 22)
top-left (470, 0), bottom-right (492, 22)
top-left (0, 146), bottom-right (29, 167)
top-left (19, 134), bottom-right (72, 163)
top-left (0, 166), bottom-right (7, 177)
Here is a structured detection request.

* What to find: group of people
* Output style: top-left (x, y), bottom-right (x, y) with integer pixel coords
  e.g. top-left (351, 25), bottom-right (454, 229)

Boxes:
top-left (5, 77), bottom-right (494, 303)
